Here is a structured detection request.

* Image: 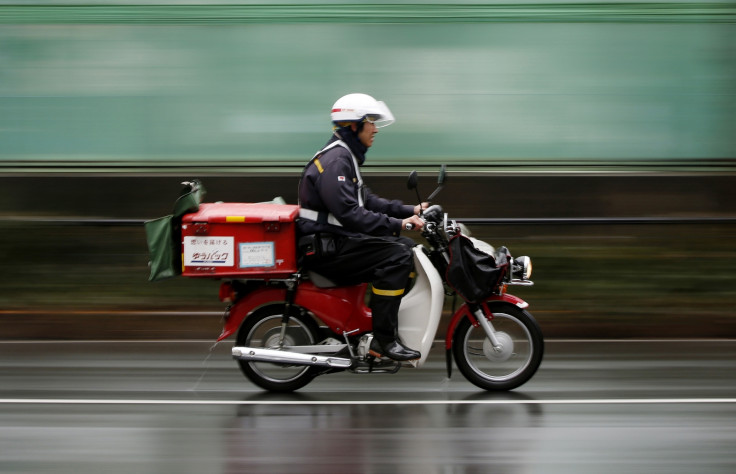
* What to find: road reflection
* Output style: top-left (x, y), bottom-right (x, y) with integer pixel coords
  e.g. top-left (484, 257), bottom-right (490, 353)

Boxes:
top-left (227, 391), bottom-right (545, 474)
top-left (1, 341), bottom-right (735, 473)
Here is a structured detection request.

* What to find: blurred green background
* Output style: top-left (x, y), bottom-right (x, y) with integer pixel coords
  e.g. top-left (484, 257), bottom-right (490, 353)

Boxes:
top-left (1, 2), bottom-right (734, 339)
top-left (2, 1), bottom-right (735, 167)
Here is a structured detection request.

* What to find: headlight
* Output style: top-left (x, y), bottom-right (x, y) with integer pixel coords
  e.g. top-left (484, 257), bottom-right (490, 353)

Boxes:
top-left (513, 256), bottom-right (532, 280)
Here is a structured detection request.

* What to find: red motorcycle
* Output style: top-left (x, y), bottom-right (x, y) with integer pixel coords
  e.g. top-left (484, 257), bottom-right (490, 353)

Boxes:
top-left (148, 168), bottom-right (543, 392)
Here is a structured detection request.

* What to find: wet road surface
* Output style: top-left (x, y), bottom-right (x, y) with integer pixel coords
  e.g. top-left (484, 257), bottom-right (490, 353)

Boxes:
top-left (1, 339), bottom-right (735, 473)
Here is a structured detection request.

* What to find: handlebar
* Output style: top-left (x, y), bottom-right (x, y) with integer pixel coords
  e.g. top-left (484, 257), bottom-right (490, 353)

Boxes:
top-left (422, 204), bottom-right (443, 224)
top-left (406, 204), bottom-right (444, 231)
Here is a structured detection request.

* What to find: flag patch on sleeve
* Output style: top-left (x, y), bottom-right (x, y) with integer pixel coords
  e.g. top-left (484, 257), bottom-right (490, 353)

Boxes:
top-left (337, 176), bottom-right (346, 181)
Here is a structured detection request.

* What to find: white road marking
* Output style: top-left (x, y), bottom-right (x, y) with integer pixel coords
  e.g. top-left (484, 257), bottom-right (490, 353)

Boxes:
top-left (0, 398), bottom-right (734, 406)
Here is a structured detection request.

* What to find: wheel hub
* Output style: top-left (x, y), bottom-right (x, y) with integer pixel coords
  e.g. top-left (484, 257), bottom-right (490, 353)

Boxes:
top-left (482, 332), bottom-right (514, 361)
top-left (262, 327), bottom-right (293, 349)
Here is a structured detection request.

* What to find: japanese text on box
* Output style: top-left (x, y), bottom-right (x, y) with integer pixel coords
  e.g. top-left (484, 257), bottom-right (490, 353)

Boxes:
top-left (184, 237), bottom-right (234, 266)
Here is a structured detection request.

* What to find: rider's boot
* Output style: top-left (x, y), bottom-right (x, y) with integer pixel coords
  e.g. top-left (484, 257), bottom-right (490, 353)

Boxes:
top-left (369, 293), bottom-right (421, 361)
top-left (369, 338), bottom-right (420, 361)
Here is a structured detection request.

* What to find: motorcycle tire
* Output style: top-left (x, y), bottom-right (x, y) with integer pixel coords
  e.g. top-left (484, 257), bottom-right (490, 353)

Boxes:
top-left (235, 304), bottom-right (321, 392)
top-left (452, 304), bottom-right (544, 391)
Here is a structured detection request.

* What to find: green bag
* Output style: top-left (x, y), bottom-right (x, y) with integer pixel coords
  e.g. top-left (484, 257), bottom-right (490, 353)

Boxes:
top-left (144, 215), bottom-right (178, 281)
top-left (144, 180), bottom-right (206, 282)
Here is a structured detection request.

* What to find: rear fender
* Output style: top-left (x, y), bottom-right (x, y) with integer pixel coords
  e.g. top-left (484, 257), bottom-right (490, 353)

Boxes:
top-left (217, 282), bottom-right (371, 342)
top-left (444, 293), bottom-right (529, 350)
top-left (217, 287), bottom-right (287, 341)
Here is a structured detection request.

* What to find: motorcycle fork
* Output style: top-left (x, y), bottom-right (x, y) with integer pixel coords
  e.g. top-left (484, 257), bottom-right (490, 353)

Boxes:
top-left (471, 303), bottom-right (503, 351)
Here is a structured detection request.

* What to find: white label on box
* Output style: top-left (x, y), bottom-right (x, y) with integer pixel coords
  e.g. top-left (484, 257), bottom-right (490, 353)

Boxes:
top-left (184, 236), bottom-right (234, 267)
top-left (239, 242), bottom-right (275, 268)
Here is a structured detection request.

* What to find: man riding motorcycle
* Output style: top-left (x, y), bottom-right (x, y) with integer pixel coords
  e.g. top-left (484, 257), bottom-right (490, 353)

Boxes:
top-left (297, 93), bottom-right (426, 361)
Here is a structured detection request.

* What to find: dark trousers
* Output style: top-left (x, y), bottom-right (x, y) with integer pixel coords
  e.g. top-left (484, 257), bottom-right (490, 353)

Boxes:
top-left (305, 234), bottom-right (415, 345)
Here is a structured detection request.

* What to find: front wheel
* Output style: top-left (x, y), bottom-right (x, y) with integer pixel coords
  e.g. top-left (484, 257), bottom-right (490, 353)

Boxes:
top-left (452, 305), bottom-right (544, 391)
top-left (235, 304), bottom-right (321, 392)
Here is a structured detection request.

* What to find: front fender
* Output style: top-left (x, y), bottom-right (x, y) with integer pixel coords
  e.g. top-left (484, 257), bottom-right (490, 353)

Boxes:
top-left (444, 293), bottom-right (529, 350)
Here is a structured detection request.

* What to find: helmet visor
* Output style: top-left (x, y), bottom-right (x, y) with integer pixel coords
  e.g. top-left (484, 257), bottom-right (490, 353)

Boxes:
top-left (364, 101), bottom-right (395, 128)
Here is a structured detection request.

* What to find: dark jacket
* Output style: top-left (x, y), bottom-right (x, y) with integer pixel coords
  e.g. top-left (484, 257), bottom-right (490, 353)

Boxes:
top-left (297, 130), bottom-right (414, 238)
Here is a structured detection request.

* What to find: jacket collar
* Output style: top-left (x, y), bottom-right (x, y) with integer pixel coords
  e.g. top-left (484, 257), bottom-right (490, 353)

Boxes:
top-left (329, 127), bottom-right (367, 165)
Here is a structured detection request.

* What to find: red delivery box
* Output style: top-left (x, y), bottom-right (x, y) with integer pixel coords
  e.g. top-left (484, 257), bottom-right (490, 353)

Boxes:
top-left (181, 202), bottom-right (299, 279)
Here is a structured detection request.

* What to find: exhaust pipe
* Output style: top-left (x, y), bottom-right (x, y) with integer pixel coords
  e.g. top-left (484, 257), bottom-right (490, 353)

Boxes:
top-left (232, 346), bottom-right (352, 369)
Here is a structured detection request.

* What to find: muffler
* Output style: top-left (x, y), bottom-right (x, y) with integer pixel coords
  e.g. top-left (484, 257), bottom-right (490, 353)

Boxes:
top-left (232, 346), bottom-right (352, 369)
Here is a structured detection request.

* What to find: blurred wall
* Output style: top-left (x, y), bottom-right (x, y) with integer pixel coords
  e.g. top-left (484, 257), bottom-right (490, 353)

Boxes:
top-left (1, 1), bottom-right (735, 167)
top-left (1, 2), bottom-right (735, 339)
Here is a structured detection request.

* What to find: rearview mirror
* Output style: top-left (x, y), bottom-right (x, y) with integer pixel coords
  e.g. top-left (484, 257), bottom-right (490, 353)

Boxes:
top-left (407, 170), bottom-right (418, 191)
top-left (427, 164), bottom-right (447, 202)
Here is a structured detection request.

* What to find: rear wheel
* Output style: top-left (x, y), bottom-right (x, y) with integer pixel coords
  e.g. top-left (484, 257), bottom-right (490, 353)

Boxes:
top-left (235, 305), bottom-right (321, 392)
top-left (452, 305), bottom-right (543, 391)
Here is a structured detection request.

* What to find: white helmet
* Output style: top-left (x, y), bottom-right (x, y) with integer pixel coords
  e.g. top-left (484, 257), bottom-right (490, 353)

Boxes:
top-left (331, 93), bottom-right (395, 128)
